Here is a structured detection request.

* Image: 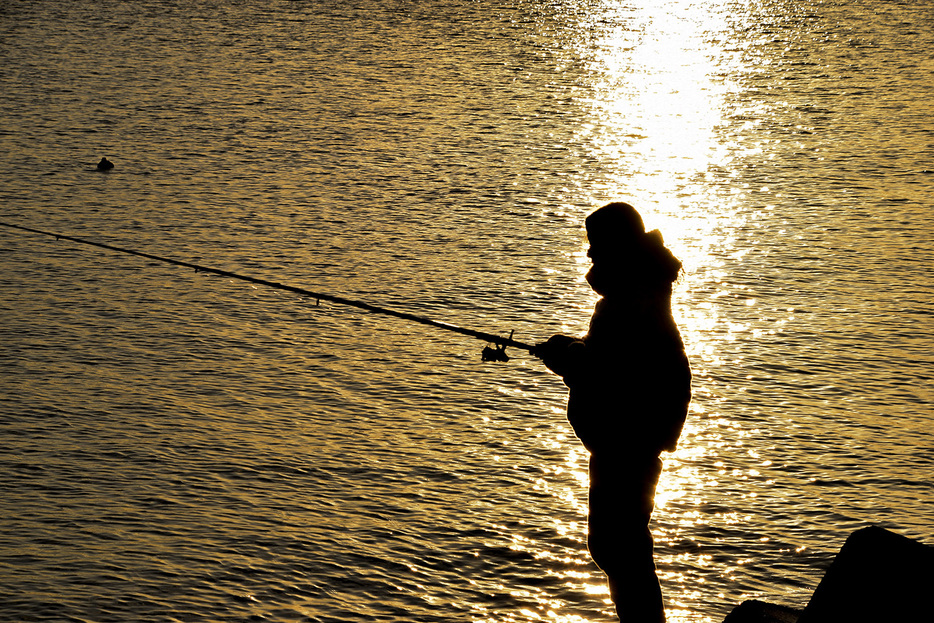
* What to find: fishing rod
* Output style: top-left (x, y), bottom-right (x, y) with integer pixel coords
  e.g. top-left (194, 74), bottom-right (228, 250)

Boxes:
top-left (0, 221), bottom-right (535, 362)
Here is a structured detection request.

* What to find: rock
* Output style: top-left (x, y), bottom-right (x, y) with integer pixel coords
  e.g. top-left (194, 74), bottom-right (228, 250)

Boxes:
top-left (721, 526), bottom-right (932, 623)
top-left (796, 525), bottom-right (933, 623)
top-left (723, 599), bottom-right (802, 623)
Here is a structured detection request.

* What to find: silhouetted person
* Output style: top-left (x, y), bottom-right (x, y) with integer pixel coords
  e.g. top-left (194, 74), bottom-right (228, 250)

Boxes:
top-left (97, 157), bottom-right (114, 171)
top-left (534, 202), bottom-right (691, 622)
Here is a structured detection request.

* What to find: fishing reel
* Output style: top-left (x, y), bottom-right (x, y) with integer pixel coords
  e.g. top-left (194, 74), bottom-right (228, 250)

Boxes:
top-left (481, 330), bottom-right (513, 363)
top-left (481, 343), bottom-right (509, 363)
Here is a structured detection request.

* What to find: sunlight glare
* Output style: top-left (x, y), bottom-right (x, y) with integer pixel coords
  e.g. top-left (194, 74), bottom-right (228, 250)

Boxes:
top-left (580, 0), bottom-right (735, 208)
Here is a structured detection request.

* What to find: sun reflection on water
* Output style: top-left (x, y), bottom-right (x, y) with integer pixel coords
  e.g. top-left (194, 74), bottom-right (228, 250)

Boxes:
top-left (577, 0), bottom-right (737, 207)
top-left (553, 1), bottom-right (763, 620)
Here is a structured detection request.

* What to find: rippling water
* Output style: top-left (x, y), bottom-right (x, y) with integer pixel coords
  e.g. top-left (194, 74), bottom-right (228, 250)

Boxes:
top-left (1, 1), bottom-right (932, 621)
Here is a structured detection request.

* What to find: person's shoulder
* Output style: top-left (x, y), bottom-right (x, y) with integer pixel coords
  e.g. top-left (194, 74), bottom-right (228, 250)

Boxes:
top-left (592, 296), bottom-right (624, 318)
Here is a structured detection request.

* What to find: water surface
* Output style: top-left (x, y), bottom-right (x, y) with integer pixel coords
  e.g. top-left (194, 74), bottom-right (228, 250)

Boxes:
top-left (1, 1), bottom-right (932, 621)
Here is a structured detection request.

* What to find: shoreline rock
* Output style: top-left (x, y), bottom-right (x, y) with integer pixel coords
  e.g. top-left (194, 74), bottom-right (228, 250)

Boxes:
top-left (722, 526), bottom-right (932, 623)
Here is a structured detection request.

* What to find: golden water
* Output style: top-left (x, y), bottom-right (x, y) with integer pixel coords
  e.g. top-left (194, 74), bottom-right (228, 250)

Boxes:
top-left (1, 1), bottom-right (931, 621)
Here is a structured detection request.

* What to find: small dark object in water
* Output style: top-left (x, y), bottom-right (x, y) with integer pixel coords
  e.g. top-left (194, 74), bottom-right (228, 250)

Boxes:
top-left (97, 157), bottom-right (114, 171)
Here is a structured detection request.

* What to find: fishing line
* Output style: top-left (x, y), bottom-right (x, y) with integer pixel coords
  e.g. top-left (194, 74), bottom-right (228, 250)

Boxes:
top-left (0, 221), bottom-right (533, 362)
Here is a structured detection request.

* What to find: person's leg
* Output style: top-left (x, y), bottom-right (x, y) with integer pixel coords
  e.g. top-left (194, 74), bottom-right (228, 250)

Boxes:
top-left (588, 456), bottom-right (665, 622)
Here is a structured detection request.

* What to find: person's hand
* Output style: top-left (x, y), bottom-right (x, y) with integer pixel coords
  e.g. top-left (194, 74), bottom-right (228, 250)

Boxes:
top-left (532, 334), bottom-right (576, 358)
top-left (533, 334), bottom-right (585, 376)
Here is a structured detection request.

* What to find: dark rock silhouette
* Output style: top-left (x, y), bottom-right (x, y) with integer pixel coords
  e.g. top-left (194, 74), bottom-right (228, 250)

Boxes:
top-left (723, 600), bottom-right (801, 623)
top-left (723, 526), bottom-right (932, 623)
top-left (797, 525), bottom-right (933, 622)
